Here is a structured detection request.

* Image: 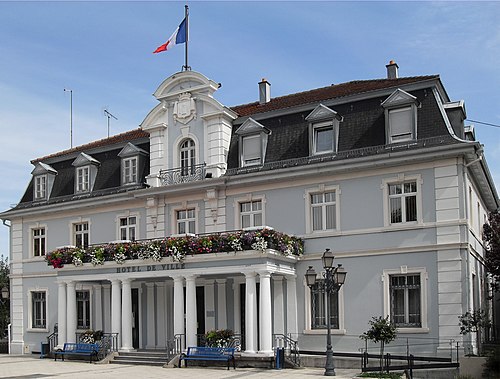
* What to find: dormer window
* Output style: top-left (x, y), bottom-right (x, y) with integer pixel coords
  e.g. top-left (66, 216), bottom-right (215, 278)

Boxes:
top-left (31, 162), bottom-right (57, 201)
top-left (118, 143), bottom-right (148, 186)
top-left (382, 89), bottom-right (419, 144)
top-left (72, 153), bottom-right (100, 194)
top-left (236, 118), bottom-right (271, 168)
top-left (306, 104), bottom-right (342, 156)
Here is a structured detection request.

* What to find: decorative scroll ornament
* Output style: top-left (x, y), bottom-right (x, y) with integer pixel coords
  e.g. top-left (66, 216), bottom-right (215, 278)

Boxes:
top-left (173, 92), bottom-right (196, 124)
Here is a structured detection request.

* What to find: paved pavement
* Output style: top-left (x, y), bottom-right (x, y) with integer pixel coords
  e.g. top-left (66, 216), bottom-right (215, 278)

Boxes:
top-left (0, 355), bottom-right (363, 379)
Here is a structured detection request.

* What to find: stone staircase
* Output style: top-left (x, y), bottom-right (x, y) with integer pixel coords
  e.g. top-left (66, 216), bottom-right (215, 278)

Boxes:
top-left (111, 350), bottom-right (171, 366)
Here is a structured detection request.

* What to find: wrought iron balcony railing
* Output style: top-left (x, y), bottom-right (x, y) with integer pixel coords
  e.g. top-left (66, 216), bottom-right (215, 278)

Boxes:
top-left (159, 163), bottom-right (206, 186)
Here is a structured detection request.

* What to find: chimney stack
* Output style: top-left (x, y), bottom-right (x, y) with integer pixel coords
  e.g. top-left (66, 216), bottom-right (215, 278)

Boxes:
top-left (386, 60), bottom-right (399, 79)
top-left (259, 78), bottom-right (271, 104)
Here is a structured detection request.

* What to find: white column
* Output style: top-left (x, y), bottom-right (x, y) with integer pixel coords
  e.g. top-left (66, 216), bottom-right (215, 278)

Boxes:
top-left (244, 272), bottom-right (257, 354)
top-left (185, 275), bottom-right (198, 348)
top-left (102, 284), bottom-right (111, 333)
top-left (93, 284), bottom-right (103, 331)
top-left (205, 281), bottom-right (215, 331)
top-left (216, 279), bottom-right (227, 329)
top-left (165, 281), bottom-right (173, 341)
top-left (146, 283), bottom-right (155, 348)
top-left (120, 278), bottom-right (133, 351)
top-left (273, 276), bottom-right (285, 335)
top-left (232, 280), bottom-right (241, 335)
top-left (66, 281), bottom-right (77, 343)
top-left (57, 282), bottom-right (67, 347)
top-left (259, 272), bottom-right (273, 354)
top-left (173, 276), bottom-right (185, 351)
top-left (286, 275), bottom-right (298, 339)
top-left (156, 282), bottom-right (166, 348)
top-left (111, 279), bottom-right (122, 347)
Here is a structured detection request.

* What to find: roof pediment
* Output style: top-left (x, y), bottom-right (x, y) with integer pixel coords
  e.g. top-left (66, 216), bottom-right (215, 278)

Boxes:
top-left (31, 162), bottom-right (57, 176)
top-left (72, 152), bottom-right (100, 167)
top-left (381, 88), bottom-right (418, 108)
top-left (305, 104), bottom-right (342, 122)
top-left (235, 118), bottom-right (271, 135)
top-left (118, 142), bottom-right (148, 158)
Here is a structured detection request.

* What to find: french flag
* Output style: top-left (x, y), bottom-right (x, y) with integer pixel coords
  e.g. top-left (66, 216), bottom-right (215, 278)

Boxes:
top-left (153, 17), bottom-right (187, 54)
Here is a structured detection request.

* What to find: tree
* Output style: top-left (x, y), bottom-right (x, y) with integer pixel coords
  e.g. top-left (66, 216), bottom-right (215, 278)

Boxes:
top-left (459, 309), bottom-right (491, 355)
top-left (360, 316), bottom-right (397, 373)
top-left (484, 211), bottom-right (500, 290)
top-left (0, 255), bottom-right (9, 340)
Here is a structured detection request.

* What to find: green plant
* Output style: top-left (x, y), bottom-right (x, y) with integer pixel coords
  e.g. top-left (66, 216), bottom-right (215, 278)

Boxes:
top-left (360, 316), bottom-right (397, 374)
top-left (459, 309), bottom-right (491, 355)
top-left (204, 329), bottom-right (233, 347)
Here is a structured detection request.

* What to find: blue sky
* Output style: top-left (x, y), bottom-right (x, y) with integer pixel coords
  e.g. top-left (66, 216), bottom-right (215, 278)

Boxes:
top-left (1, 1), bottom-right (500, 258)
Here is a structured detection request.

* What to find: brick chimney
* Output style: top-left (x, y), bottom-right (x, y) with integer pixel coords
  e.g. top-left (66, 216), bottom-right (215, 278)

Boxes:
top-left (259, 78), bottom-right (271, 104)
top-left (386, 60), bottom-right (399, 79)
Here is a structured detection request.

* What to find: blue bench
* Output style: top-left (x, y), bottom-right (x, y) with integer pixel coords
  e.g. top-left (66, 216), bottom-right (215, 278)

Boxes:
top-left (179, 346), bottom-right (236, 370)
top-left (54, 342), bottom-right (99, 363)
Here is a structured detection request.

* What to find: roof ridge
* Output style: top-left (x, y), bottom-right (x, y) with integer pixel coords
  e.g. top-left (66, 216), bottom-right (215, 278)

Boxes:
top-left (230, 75), bottom-right (439, 111)
top-left (32, 128), bottom-right (149, 163)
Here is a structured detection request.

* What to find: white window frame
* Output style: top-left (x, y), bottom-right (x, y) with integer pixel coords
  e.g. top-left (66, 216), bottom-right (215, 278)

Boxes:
top-left (116, 213), bottom-right (139, 241)
top-left (122, 157), bottom-right (138, 185)
top-left (34, 175), bottom-right (47, 200)
top-left (31, 225), bottom-right (47, 258)
top-left (28, 288), bottom-right (49, 332)
top-left (234, 195), bottom-right (266, 230)
top-left (76, 166), bottom-right (90, 193)
top-left (241, 134), bottom-right (262, 167)
top-left (382, 174), bottom-right (423, 227)
top-left (303, 276), bottom-right (345, 335)
top-left (72, 220), bottom-right (90, 249)
top-left (382, 266), bottom-right (429, 333)
top-left (171, 203), bottom-right (198, 236)
top-left (312, 121), bottom-right (335, 155)
top-left (387, 106), bottom-right (415, 143)
top-left (305, 185), bottom-right (340, 235)
top-left (180, 138), bottom-right (197, 176)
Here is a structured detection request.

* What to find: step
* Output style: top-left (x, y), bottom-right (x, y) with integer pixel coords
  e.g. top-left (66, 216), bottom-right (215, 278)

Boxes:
top-left (114, 355), bottom-right (168, 362)
top-left (111, 359), bottom-right (165, 367)
top-left (117, 352), bottom-right (170, 359)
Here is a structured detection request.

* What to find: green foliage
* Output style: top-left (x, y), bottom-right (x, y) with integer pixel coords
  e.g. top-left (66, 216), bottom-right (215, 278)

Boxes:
top-left (80, 329), bottom-right (103, 343)
top-left (0, 255), bottom-right (9, 339)
top-left (204, 329), bottom-right (233, 347)
top-left (458, 309), bottom-right (491, 335)
top-left (483, 347), bottom-right (500, 378)
top-left (484, 211), bottom-right (500, 288)
top-left (360, 316), bottom-right (397, 344)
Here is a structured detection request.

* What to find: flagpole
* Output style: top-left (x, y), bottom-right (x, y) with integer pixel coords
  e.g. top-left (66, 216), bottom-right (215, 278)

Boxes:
top-left (183, 5), bottom-right (190, 71)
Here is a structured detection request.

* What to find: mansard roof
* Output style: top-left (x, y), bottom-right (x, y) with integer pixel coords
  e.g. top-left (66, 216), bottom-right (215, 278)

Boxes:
top-left (231, 75), bottom-right (440, 117)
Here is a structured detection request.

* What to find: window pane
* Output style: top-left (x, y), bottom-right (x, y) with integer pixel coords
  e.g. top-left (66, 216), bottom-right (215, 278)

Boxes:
top-left (389, 107), bottom-right (412, 139)
top-left (254, 213), bottom-right (262, 227)
top-left (121, 229), bottom-right (127, 240)
top-left (405, 195), bottom-right (417, 222)
top-left (326, 204), bottom-right (336, 230)
top-left (311, 194), bottom-right (322, 204)
top-left (315, 126), bottom-right (334, 153)
top-left (390, 198), bottom-right (402, 223)
top-left (241, 215), bottom-right (251, 229)
top-left (312, 207), bottom-right (322, 231)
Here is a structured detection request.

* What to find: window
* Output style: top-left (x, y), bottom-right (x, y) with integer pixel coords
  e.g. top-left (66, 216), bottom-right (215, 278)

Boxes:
top-left (176, 209), bottom-right (196, 234)
top-left (76, 166), bottom-right (90, 193)
top-left (242, 135), bottom-right (262, 166)
top-left (180, 139), bottom-right (196, 176)
top-left (76, 290), bottom-right (91, 330)
top-left (388, 107), bottom-right (413, 142)
top-left (32, 227), bottom-right (46, 257)
top-left (74, 222), bottom-right (89, 249)
top-left (388, 181), bottom-right (417, 224)
top-left (31, 291), bottom-right (46, 329)
top-left (240, 200), bottom-right (263, 228)
top-left (120, 216), bottom-right (136, 241)
top-left (381, 88), bottom-right (418, 144)
top-left (310, 280), bottom-right (339, 329)
top-left (390, 274), bottom-right (421, 328)
top-left (123, 157), bottom-right (138, 184)
top-left (311, 191), bottom-right (337, 232)
top-left (383, 267), bottom-right (428, 332)
top-left (34, 175), bottom-right (47, 200)
top-left (313, 122), bottom-right (334, 154)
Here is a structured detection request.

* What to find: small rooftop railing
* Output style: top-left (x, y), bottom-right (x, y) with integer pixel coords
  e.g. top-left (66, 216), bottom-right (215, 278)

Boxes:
top-left (159, 163), bottom-right (206, 186)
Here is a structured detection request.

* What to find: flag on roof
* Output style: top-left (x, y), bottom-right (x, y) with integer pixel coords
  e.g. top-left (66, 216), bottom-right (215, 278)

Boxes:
top-left (153, 17), bottom-right (187, 54)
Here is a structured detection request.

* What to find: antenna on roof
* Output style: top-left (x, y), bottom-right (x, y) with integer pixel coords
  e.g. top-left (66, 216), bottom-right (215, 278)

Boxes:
top-left (103, 108), bottom-right (118, 138)
top-left (64, 88), bottom-right (73, 148)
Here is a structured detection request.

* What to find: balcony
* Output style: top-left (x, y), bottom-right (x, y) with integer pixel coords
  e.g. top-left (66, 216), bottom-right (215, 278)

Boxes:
top-left (159, 163), bottom-right (206, 186)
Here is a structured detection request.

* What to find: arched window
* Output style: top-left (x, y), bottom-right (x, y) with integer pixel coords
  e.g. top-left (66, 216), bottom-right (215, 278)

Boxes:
top-left (180, 139), bottom-right (196, 176)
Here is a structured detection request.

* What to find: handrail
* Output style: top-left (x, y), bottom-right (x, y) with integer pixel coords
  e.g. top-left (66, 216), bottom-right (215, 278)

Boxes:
top-left (273, 333), bottom-right (300, 366)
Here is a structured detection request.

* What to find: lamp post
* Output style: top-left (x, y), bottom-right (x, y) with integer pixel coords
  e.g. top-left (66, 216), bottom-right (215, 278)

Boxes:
top-left (305, 248), bottom-right (346, 376)
top-left (0, 287), bottom-right (8, 302)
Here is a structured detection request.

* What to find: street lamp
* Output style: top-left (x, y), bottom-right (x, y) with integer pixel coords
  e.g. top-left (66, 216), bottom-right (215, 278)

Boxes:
top-left (306, 248), bottom-right (347, 376)
top-left (0, 286), bottom-right (8, 301)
